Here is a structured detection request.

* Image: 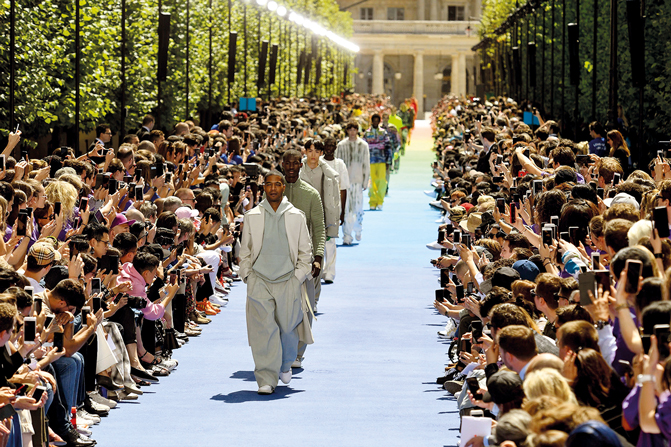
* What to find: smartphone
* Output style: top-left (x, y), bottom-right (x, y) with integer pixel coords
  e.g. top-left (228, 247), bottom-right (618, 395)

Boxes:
top-left (150, 166), bottom-right (157, 179)
top-left (578, 271), bottom-right (596, 305)
top-left (24, 317), bottom-right (36, 343)
top-left (24, 286), bottom-right (33, 297)
top-left (654, 324), bottom-right (671, 359)
top-left (14, 384), bottom-right (28, 397)
top-left (91, 278), bottom-right (101, 295)
top-left (466, 377), bottom-right (483, 400)
top-left (559, 232), bottom-right (570, 242)
top-left (596, 187), bottom-right (605, 199)
top-left (471, 320), bottom-right (483, 343)
top-left (0, 155), bottom-right (5, 171)
top-left (32, 386), bottom-right (46, 402)
top-left (550, 215), bottom-right (559, 227)
top-left (135, 185), bottom-right (144, 201)
top-left (591, 252), bottom-right (600, 270)
top-left (492, 176), bottom-right (503, 183)
top-left (461, 338), bottom-right (472, 353)
top-left (594, 270), bottom-right (611, 291)
top-left (95, 173), bottom-right (105, 189)
top-left (92, 297), bottom-right (102, 313)
top-left (613, 173), bottom-right (621, 186)
top-left (108, 179), bottom-right (118, 194)
top-left (44, 315), bottom-right (54, 330)
top-left (435, 289), bottom-right (445, 303)
top-left (467, 282), bottom-right (475, 295)
top-left (462, 234), bottom-right (472, 249)
top-left (53, 332), bottom-right (64, 352)
top-left (128, 183), bottom-right (136, 194)
top-left (155, 163), bottom-right (164, 178)
top-left (0, 402), bottom-right (17, 420)
top-left (81, 306), bottom-right (90, 326)
top-left (569, 226), bottom-right (580, 246)
top-left (53, 201), bottom-right (62, 217)
top-left (533, 179), bottom-right (543, 195)
top-left (455, 284), bottom-right (464, 301)
top-left (642, 334), bottom-right (651, 353)
top-left (123, 175), bottom-right (132, 183)
top-left (438, 229), bottom-right (445, 244)
top-left (16, 212), bottom-right (27, 236)
top-left (625, 259), bottom-right (642, 294)
top-left (653, 206), bottom-right (671, 238)
top-left (452, 230), bottom-right (462, 244)
top-left (542, 227), bottom-right (553, 247)
top-left (440, 269), bottom-right (450, 288)
top-left (93, 210), bottom-right (104, 224)
top-left (510, 202), bottom-right (517, 224)
top-left (33, 297), bottom-right (42, 314)
top-left (166, 173), bottom-right (172, 183)
top-left (496, 198), bottom-right (505, 214)
top-left (109, 255), bottom-right (119, 274)
top-left (79, 197), bottom-right (88, 212)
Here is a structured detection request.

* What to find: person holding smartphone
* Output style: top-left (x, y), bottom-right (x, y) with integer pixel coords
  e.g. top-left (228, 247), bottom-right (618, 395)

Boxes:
top-left (19, 243), bottom-right (61, 294)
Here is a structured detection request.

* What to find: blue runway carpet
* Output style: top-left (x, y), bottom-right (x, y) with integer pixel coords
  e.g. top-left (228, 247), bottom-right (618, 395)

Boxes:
top-left (93, 121), bottom-right (460, 446)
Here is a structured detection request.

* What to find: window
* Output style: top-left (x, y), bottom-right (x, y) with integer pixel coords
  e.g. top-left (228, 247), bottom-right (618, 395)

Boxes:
top-left (447, 6), bottom-right (465, 21)
top-left (360, 7), bottom-right (373, 20)
top-left (387, 7), bottom-right (405, 20)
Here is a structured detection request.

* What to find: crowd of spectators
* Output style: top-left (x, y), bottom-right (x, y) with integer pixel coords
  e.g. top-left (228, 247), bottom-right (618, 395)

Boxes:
top-left (427, 96), bottom-right (671, 446)
top-left (0, 93), bottom-right (411, 447)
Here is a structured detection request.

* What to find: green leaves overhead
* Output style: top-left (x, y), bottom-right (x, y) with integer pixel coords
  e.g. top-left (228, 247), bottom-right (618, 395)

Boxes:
top-left (0, 0), bottom-right (354, 141)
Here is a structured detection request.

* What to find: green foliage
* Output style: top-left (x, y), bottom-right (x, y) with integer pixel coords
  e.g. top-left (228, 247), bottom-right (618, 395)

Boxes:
top-left (0, 0), bottom-right (354, 143)
top-left (478, 0), bottom-right (671, 147)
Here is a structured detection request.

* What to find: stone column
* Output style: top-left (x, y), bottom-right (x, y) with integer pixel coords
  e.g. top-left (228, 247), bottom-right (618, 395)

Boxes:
top-left (418, 0), bottom-right (425, 20)
top-left (430, 0), bottom-right (439, 20)
top-left (372, 50), bottom-right (384, 95)
top-left (451, 54), bottom-right (459, 95)
top-left (413, 51), bottom-right (424, 116)
top-left (459, 52), bottom-right (467, 96)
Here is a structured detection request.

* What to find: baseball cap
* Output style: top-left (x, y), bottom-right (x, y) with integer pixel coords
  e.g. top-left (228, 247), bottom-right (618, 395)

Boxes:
top-left (28, 243), bottom-right (61, 267)
top-left (175, 206), bottom-right (199, 220)
top-left (483, 370), bottom-right (524, 404)
top-left (603, 192), bottom-right (639, 210)
top-left (111, 213), bottom-right (136, 229)
top-left (513, 260), bottom-right (541, 282)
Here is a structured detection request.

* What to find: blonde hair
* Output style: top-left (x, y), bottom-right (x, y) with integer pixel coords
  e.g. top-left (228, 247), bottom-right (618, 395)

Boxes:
top-left (523, 368), bottom-right (578, 404)
top-left (477, 195), bottom-right (496, 213)
top-left (58, 173), bottom-right (83, 195)
top-left (45, 180), bottom-right (78, 220)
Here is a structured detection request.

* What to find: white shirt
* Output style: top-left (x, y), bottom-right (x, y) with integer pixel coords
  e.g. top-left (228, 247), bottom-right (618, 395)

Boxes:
top-left (322, 156), bottom-right (350, 190)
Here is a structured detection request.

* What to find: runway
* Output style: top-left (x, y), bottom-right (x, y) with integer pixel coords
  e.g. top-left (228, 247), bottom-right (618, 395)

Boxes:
top-left (93, 119), bottom-right (461, 446)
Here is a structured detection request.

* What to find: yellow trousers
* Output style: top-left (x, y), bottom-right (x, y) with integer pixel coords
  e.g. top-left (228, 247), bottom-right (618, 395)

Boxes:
top-left (369, 162), bottom-right (387, 208)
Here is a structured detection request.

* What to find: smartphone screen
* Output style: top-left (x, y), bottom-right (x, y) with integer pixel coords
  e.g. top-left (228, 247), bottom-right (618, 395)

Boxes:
top-left (24, 286), bottom-right (33, 297)
top-left (467, 282), bottom-right (475, 294)
top-left (653, 206), bottom-right (670, 238)
top-left (466, 377), bottom-right (483, 400)
top-left (79, 197), bottom-right (88, 212)
top-left (440, 269), bottom-right (449, 288)
top-left (613, 173), bottom-right (621, 186)
top-left (0, 155), bottom-right (5, 171)
top-left (44, 315), bottom-right (54, 329)
top-left (437, 229), bottom-right (445, 244)
top-left (24, 317), bottom-right (36, 343)
top-left (435, 289), bottom-right (444, 303)
top-left (16, 212), bottom-right (27, 236)
top-left (569, 226), bottom-right (579, 246)
top-left (542, 228), bottom-right (553, 247)
top-left (452, 230), bottom-right (461, 244)
top-left (591, 252), bottom-right (600, 270)
top-left (109, 255), bottom-right (119, 274)
top-left (33, 297), bottom-right (42, 314)
top-left (32, 386), bottom-right (46, 402)
top-left (54, 201), bottom-right (62, 216)
top-left (654, 324), bottom-right (671, 359)
top-left (92, 297), bottom-right (102, 313)
top-left (578, 271), bottom-right (596, 305)
top-left (91, 278), bottom-right (101, 295)
top-left (135, 186), bottom-right (144, 201)
top-left (510, 202), bottom-right (517, 224)
top-left (108, 179), bottom-right (118, 194)
top-left (625, 259), bottom-right (642, 294)
top-left (455, 284), bottom-right (464, 301)
top-left (496, 198), bottom-right (505, 214)
top-left (53, 332), bottom-right (64, 352)
top-left (81, 306), bottom-right (90, 326)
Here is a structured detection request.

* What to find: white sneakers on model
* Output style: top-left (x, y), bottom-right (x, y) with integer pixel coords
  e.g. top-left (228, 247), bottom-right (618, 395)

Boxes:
top-left (355, 232), bottom-right (362, 241)
top-left (279, 370), bottom-right (292, 384)
top-left (291, 358), bottom-right (303, 368)
top-left (426, 241), bottom-right (444, 250)
top-left (257, 385), bottom-right (274, 395)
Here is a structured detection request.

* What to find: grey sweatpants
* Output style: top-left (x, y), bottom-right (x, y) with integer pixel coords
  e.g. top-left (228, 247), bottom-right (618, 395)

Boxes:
top-left (246, 272), bottom-right (303, 388)
top-left (297, 275), bottom-right (316, 359)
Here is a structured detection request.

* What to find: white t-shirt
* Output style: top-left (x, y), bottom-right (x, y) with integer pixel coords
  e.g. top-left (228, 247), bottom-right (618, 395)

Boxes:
top-left (322, 157), bottom-right (350, 190)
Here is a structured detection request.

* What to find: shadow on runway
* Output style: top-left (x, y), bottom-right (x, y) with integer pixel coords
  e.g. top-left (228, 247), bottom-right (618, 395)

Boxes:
top-left (211, 387), bottom-right (305, 403)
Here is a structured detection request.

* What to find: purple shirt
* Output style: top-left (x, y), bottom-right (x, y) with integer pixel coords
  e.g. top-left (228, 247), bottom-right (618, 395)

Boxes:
top-left (622, 385), bottom-right (667, 447)
top-left (612, 309), bottom-right (637, 375)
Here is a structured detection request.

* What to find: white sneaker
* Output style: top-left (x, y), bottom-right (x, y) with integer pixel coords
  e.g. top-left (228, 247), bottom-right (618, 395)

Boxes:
top-left (355, 232), bottom-right (362, 241)
top-left (291, 358), bottom-right (302, 368)
top-left (342, 237), bottom-right (353, 245)
top-left (257, 385), bottom-right (274, 395)
top-left (426, 241), bottom-right (444, 250)
top-left (279, 370), bottom-right (292, 384)
top-left (429, 200), bottom-right (443, 208)
top-left (209, 295), bottom-right (228, 306)
top-left (77, 427), bottom-right (92, 437)
top-left (424, 190), bottom-right (436, 197)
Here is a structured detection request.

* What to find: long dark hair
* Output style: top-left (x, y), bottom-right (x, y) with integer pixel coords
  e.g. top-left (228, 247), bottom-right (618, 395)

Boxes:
top-left (572, 348), bottom-right (611, 407)
top-left (607, 130), bottom-right (630, 157)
